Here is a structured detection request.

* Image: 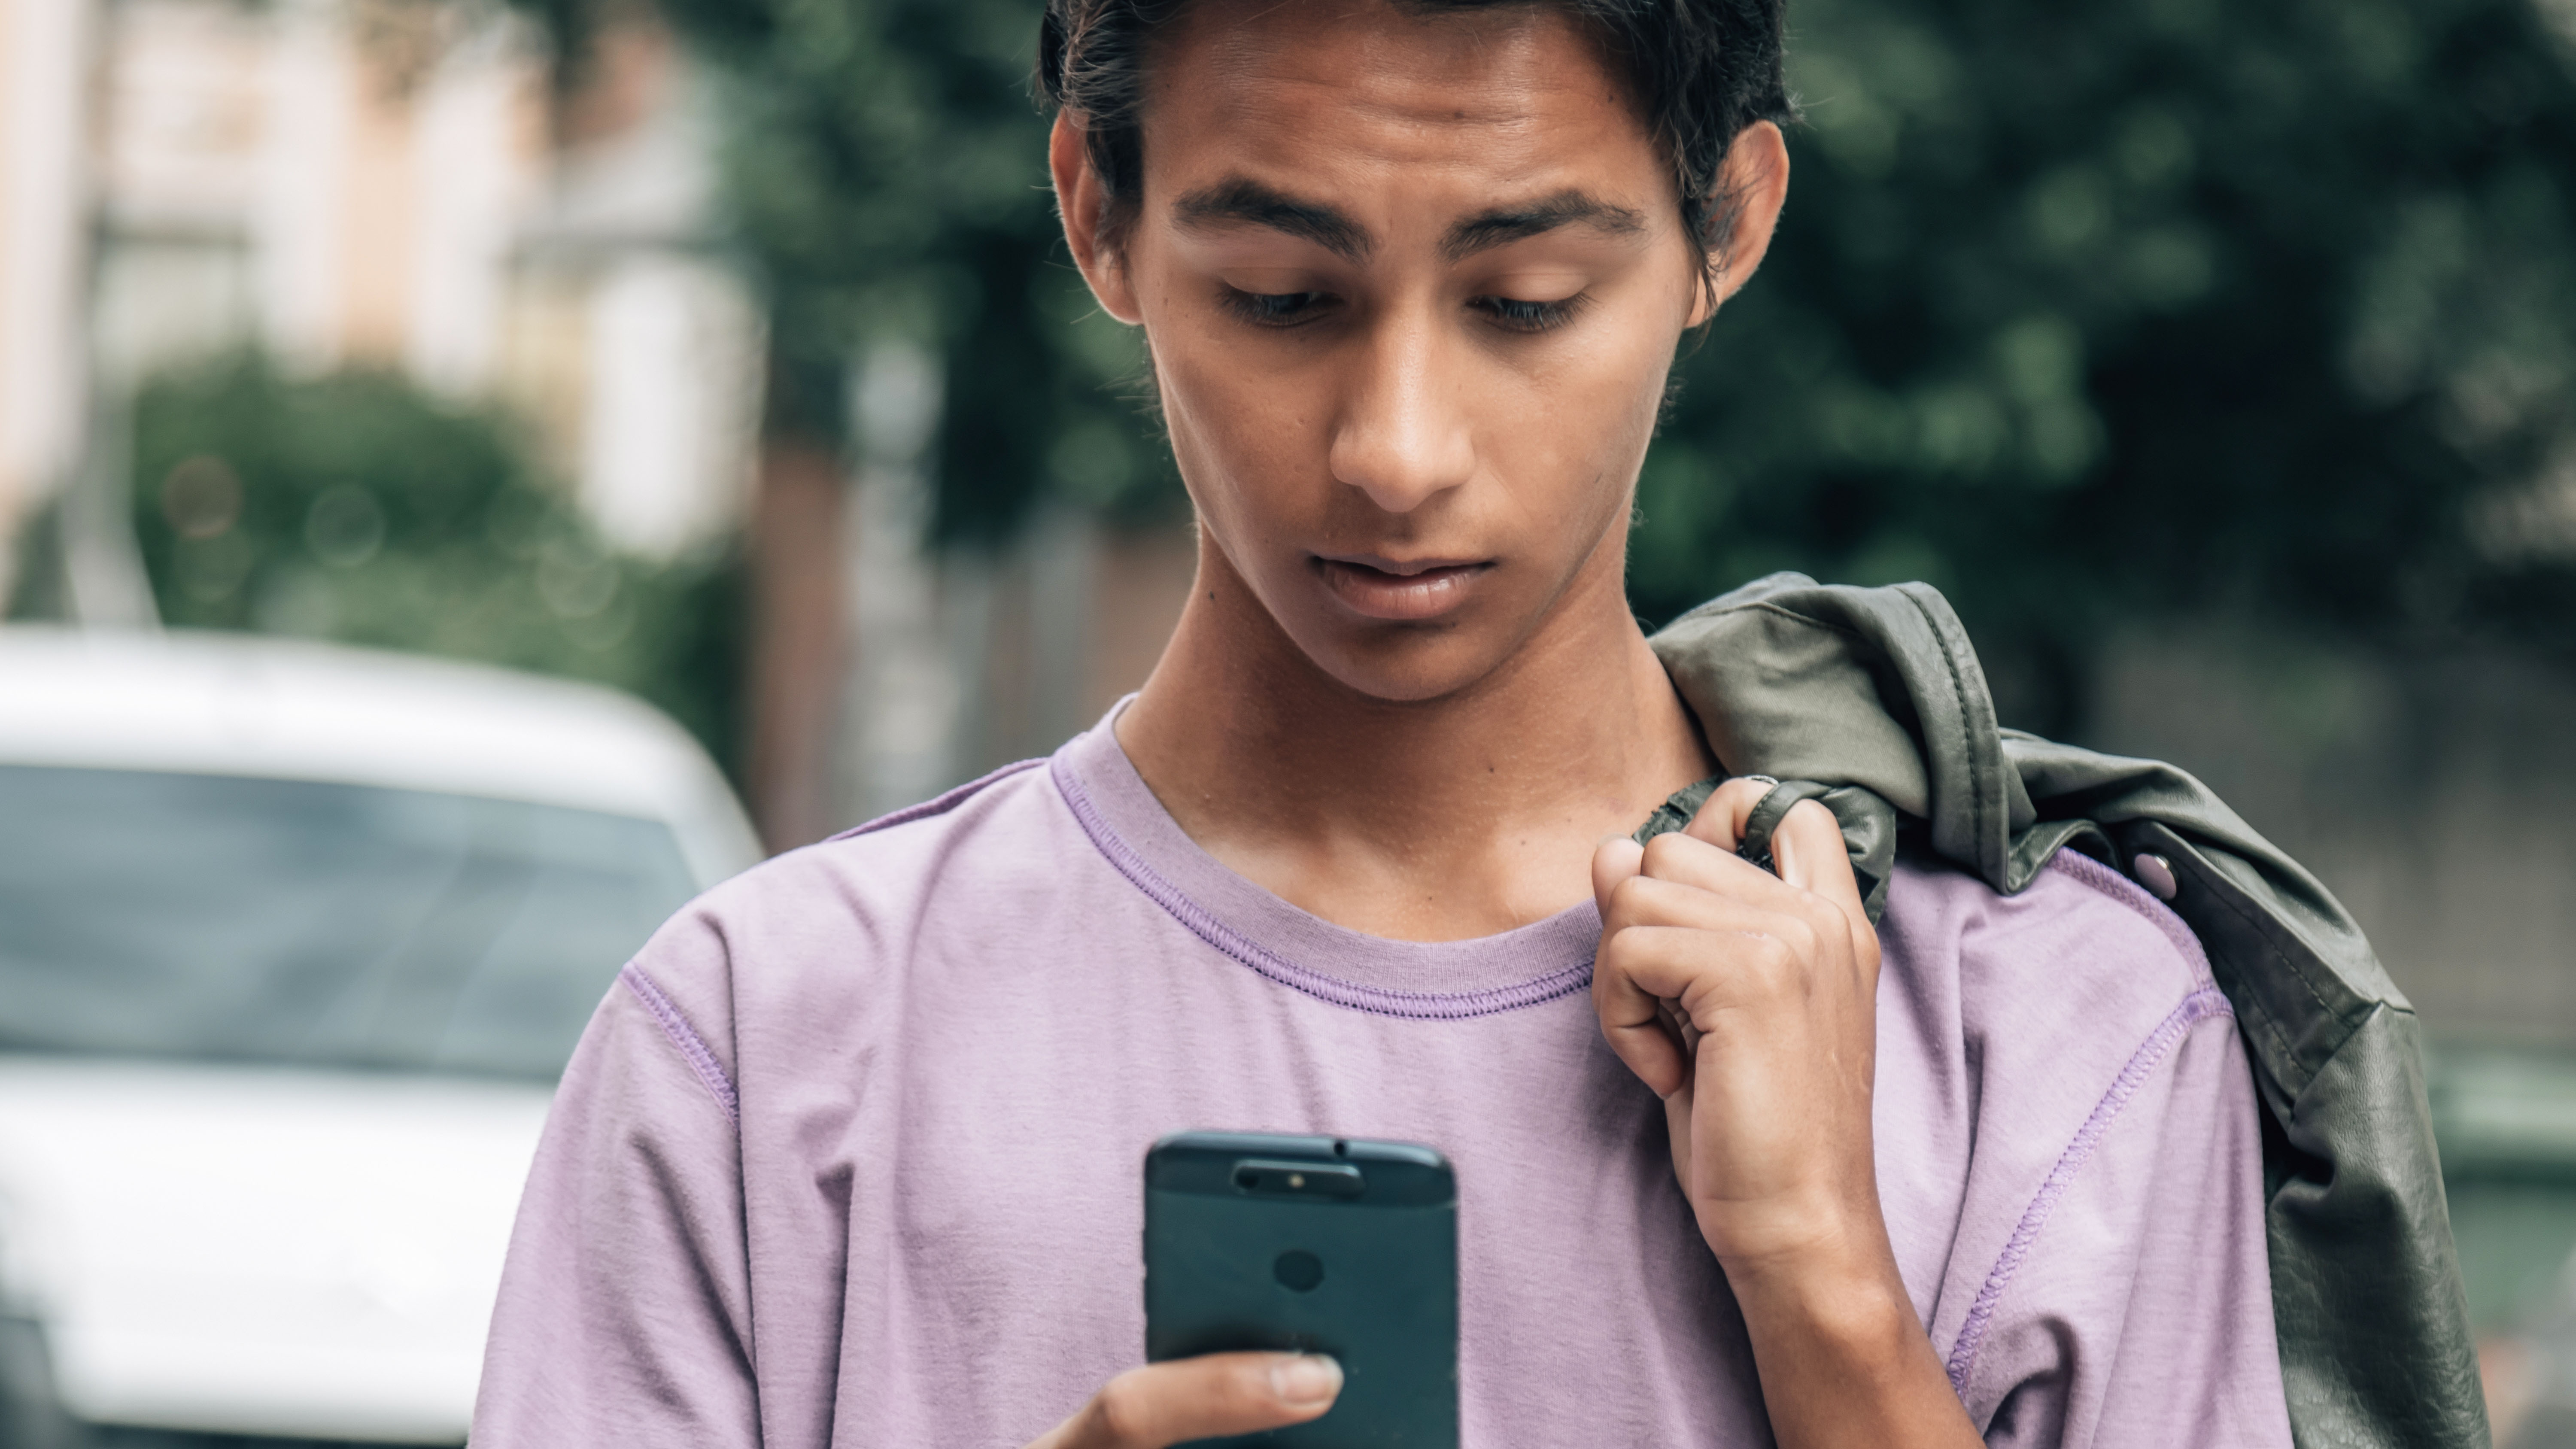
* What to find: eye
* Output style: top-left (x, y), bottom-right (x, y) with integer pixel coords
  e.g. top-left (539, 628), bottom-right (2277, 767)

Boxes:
top-left (1473, 294), bottom-right (1587, 334)
top-left (1220, 288), bottom-right (1336, 327)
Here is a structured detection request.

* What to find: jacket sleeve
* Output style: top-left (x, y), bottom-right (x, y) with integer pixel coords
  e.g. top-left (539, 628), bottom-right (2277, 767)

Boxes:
top-left (470, 966), bottom-right (759, 1448)
top-left (1968, 1006), bottom-right (2294, 1449)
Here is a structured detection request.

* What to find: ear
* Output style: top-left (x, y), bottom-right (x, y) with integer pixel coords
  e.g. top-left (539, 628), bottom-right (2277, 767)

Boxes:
top-left (1051, 112), bottom-right (1144, 326)
top-left (1686, 121), bottom-right (1791, 328)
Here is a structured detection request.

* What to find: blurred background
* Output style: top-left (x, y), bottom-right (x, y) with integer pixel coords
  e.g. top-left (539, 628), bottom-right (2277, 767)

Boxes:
top-left (0, 0), bottom-right (2571, 1441)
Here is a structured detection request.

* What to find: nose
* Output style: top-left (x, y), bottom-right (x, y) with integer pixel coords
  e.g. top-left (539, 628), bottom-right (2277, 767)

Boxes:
top-left (1325, 304), bottom-right (1476, 514)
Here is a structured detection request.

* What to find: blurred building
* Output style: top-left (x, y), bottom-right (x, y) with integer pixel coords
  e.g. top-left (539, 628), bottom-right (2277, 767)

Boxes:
top-left (0, 0), bottom-right (761, 606)
top-left (779, 343), bottom-right (1197, 846)
top-left (0, 0), bottom-right (1199, 856)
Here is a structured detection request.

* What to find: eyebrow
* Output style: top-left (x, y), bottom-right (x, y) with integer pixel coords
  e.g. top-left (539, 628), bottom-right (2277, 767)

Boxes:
top-left (1174, 179), bottom-right (1371, 261)
top-left (1170, 179), bottom-right (1648, 264)
top-left (1441, 189), bottom-right (1647, 261)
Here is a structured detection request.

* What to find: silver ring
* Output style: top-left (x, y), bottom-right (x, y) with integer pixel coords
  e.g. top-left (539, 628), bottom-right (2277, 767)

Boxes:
top-left (1741, 774), bottom-right (1780, 787)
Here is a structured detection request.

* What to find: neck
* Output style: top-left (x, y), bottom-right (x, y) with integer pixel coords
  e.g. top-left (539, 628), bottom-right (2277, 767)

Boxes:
top-left (1115, 529), bottom-right (1714, 942)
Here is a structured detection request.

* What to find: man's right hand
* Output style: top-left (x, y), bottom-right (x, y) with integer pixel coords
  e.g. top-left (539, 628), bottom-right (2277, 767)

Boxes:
top-left (1027, 1353), bottom-right (1343, 1448)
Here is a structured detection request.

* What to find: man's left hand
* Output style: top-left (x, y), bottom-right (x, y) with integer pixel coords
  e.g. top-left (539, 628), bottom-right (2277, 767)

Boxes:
top-left (1591, 781), bottom-right (1980, 1448)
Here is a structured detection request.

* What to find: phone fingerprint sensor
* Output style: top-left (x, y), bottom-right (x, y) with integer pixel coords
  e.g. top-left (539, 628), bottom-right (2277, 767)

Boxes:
top-left (1273, 1250), bottom-right (1324, 1293)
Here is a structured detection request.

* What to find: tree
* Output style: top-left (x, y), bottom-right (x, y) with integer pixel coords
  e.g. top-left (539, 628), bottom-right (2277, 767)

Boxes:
top-left (529, 0), bottom-right (2576, 733)
top-left (1639, 0), bottom-right (2576, 729)
top-left (112, 356), bottom-right (744, 767)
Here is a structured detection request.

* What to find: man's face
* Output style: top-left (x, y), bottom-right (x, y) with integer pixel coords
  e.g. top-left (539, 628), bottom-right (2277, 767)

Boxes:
top-left (1062, 0), bottom-right (1778, 702)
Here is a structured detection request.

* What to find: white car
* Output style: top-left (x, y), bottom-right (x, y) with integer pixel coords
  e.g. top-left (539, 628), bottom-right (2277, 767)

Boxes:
top-left (0, 628), bottom-right (760, 1444)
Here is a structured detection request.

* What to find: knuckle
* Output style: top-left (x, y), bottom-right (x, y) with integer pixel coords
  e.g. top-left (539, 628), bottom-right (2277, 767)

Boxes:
top-left (1605, 874), bottom-right (1654, 918)
top-left (1750, 935), bottom-right (1801, 993)
top-left (1714, 776), bottom-right (1771, 811)
top-left (1595, 928), bottom-right (1633, 970)
top-left (1595, 932), bottom-right (1655, 987)
top-left (1787, 892), bottom-right (1844, 944)
top-left (1639, 832), bottom-right (1699, 876)
top-left (1781, 914), bottom-right (1822, 961)
top-left (1753, 929), bottom-right (1795, 968)
top-left (1091, 1375), bottom-right (1152, 1446)
top-left (1590, 961), bottom-right (1626, 1013)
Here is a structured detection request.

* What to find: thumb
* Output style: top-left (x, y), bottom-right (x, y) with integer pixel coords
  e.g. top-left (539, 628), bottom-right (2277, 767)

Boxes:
top-left (1033, 1353), bottom-right (1341, 1449)
top-left (1592, 834), bottom-right (1646, 919)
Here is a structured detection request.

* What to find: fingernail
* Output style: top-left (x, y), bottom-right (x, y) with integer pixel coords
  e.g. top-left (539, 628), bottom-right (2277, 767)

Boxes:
top-left (1270, 1353), bottom-right (1343, 1406)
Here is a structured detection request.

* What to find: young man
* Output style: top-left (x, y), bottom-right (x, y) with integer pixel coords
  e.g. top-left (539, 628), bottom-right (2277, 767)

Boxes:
top-left (473, 1), bottom-right (2292, 1444)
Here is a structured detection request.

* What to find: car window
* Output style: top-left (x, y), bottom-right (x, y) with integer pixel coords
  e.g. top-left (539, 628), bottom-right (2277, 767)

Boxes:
top-left (0, 764), bottom-right (700, 1079)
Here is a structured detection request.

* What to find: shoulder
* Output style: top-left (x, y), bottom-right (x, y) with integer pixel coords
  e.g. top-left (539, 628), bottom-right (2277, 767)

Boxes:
top-left (1873, 848), bottom-right (2236, 1179)
top-left (1881, 847), bottom-right (2224, 1056)
top-left (1877, 854), bottom-right (2284, 1440)
top-left (671, 756), bottom-right (1067, 966)
top-left (605, 757), bottom-right (1080, 1089)
top-left (1876, 848), bottom-right (2238, 1194)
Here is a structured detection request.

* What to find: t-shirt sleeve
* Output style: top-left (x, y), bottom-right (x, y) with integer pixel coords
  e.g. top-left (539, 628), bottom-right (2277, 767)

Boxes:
top-left (470, 958), bottom-right (759, 1449)
top-left (1965, 1002), bottom-right (2294, 1449)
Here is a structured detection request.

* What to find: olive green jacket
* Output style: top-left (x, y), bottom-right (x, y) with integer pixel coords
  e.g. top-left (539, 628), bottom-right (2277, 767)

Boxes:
top-left (1635, 574), bottom-right (2487, 1449)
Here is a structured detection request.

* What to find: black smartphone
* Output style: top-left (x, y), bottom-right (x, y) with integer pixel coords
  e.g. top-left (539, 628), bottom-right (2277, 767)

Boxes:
top-left (1142, 1131), bottom-right (1458, 1448)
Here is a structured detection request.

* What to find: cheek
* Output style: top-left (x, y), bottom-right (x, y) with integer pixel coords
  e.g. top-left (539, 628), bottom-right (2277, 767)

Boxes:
top-left (1495, 334), bottom-right (1672, 523)
top-left (1148, 312), bottom-right (1333, 536)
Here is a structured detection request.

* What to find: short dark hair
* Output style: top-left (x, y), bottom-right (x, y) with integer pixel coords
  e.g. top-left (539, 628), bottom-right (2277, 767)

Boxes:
top-left (1036, 0), bottom-right (1795, 267)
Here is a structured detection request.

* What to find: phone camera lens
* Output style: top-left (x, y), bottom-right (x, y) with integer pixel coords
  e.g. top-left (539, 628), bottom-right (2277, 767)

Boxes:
top-left (1235, 1169), bottom-right (1260, 1191)
top-left (1274, 1249), bottom-right (1324, 1293)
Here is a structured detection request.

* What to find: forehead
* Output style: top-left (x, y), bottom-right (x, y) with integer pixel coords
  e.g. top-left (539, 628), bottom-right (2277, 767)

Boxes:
top-left (1140, 0), bottom-right (1663, 209)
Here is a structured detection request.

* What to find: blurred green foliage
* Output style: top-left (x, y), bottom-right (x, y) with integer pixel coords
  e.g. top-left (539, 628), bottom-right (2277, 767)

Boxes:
top-left (1646, 0), bottom-right (2576, 728)
top-left (115, 357), bottom-right (744, 770)
top-left (528, 0), bottom-right (2576, 732)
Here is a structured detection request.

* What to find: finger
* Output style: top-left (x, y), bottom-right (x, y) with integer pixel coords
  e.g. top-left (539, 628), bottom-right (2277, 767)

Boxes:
top-left (1663, 1078), bottom-right (1695, 1193)
top-left (1595, 918), bottom-right (1812, 1094)
top-left (1592, 834), bottom-right (1646, 919)
top-left (1682, 775), bottom-right (1788, 853)
top-left (1034, 1354), bottom-right (1341, 1449)
top-left (1594, 920), bottom-right (1692, 1098)
top-left (1603, 872), bottom-right (1814, 937)
top-left (1675, 787), bottom-right (1868, 942)
top-left (1765, 797), bottom-right (1854, 899)
top-left (1633, 826), bottom-right (1803, 904)
top-left (1765, 799), bottom-right (1878, 966)
top-left (1601, 921), bottom-right (1806, 1020)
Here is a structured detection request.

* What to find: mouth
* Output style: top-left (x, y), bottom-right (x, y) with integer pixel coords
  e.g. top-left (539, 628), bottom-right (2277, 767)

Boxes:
top-left (1312, 553), bottom-right (1494, 622)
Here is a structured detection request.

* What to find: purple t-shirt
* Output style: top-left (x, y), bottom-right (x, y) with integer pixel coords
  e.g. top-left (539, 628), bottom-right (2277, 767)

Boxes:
top-left (473, 714), bottom-right (2291, 1447)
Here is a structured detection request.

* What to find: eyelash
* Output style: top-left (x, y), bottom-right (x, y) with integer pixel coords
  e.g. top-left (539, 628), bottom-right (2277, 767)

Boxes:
top-left (1475, 295), bottom-right (1586, 334)
top-left (1220, 289), bottom-right (1333, 326)
top-left (1218, 288), bottom-right (1588, 334)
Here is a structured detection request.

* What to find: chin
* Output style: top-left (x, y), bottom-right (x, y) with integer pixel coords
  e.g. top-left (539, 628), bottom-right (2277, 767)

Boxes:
top-left (1291, 622), bottom-right (1522, 705)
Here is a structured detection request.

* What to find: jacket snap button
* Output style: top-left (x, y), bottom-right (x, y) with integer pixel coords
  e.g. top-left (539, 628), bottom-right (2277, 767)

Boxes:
top-left (2133, 853), bottom-right (2179, 902)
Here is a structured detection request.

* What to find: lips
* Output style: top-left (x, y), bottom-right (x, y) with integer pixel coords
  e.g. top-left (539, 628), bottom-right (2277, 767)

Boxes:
top-left (1314, 554), bottom-right (1492, 622)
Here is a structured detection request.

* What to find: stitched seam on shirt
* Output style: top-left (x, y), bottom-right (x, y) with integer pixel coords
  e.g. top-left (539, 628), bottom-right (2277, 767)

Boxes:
top-left (1942, 985), bottom-right (2233, 1398)
top-left (2044, 844), bottom-right (2314, 1097)
top-left (2042, 850), bottom-right (2213, 988)
top-left (1051, 754), bottom-right (1593, 1020)
top-left (2084, 829), bottom-right (2342, 1087)
top-left (620, 962), bottom-right (741, 1127)
top-left (825, 758), bottom-right (1048, 843)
